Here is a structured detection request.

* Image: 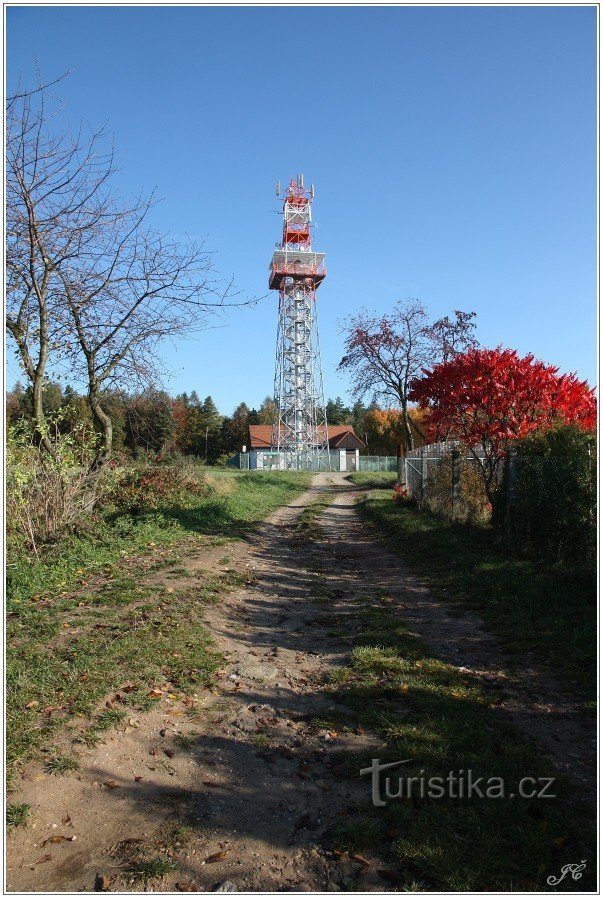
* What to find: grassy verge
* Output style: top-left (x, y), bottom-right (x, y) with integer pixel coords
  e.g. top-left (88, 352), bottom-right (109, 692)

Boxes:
top-left (7, 469), bottom-right (312, 779)
top-left (352, 484), bottom-right (595, 702)
top-left (312, 590), bottom-right (596, 890)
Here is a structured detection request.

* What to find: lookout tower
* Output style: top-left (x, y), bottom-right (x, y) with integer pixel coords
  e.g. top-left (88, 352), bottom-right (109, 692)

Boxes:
top-left (269, 175), bottom-right (329, 469)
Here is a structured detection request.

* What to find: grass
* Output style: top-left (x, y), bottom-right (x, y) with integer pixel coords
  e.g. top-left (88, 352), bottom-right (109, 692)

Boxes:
top-left (320, 591), bottom-right (596, 891)
top-left (347, 471), bottom-right (398, 489)
top-left (295, 491), bottom-right (334, 539)
top-left (7, 803), bottom-right (30, 827)
top-left (44, 753), bottom-right (80, 775)
top-left (354, 486), bottom-right (595, 701)
top-left (125, 857), bottom-right (177, 884)
top-left (6, 469), bottom-right (312, 779)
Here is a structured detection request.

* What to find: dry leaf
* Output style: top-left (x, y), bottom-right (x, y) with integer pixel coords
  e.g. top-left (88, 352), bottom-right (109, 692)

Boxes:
top-left (25, 700), bottom-right (39, 709)
top-left (122, 683), bottom-right (137, 693)
top-left (94, 873), bottom-right (111, 891)
top-left (147, 689), bottom-right (163, 699)
top-left (35, 854), bottom-right (52, 864)
top-left (62, 814), bottom-right (71, 825)
top-left (204, 850), bottom-right (228, 863)
top-left (41, 835), bottom-right (67, 846)
top-left (103, 781), bottom-right (120, 790)
top-left (134, 776), bottom-right (143, 782)
top-left (351, 854), bottom-right (371, 868)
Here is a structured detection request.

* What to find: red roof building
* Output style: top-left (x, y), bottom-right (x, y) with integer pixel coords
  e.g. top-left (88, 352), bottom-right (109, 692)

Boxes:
top-left (248, 424), bottom-right (364, 452)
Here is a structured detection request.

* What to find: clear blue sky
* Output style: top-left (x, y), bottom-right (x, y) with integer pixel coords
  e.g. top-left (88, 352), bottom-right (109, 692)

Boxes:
top-left (7, 5), bottom-right (597, 415)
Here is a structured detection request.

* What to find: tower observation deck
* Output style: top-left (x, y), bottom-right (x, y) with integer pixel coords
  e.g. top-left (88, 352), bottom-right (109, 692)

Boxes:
top-left (270, 175), bottom-right (330, 468)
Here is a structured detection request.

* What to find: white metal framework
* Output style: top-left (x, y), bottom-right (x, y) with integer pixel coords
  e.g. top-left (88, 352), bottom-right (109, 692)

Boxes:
top-left (269, 175), bottom-right (330, 469)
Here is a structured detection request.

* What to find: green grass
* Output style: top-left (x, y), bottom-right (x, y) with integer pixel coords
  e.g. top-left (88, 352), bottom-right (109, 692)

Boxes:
top-left (44, 753), bottom-right (80, 775)
top-left (6, 469), bottom-right (312, 778)
top-left (7, 803), bottom-right (30, 827)
top-left (295, 491), bottom-right (334, 539)
top-left (355, 488), bottom-right (595, 701)
top-left (125, 857), bottom-right (177, 884)
top-left (347, 471), bottom-right (398, 489)
top-left (320, 591), bottom-right (595, 891)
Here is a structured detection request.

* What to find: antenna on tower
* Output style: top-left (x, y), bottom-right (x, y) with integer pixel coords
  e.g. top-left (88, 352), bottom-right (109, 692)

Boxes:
top-left (275, 181), bottom-right (281, 197)
top-left (310, 184), bottom-right (315, 200)
top-left (299, 173), bottom-right (304, 188)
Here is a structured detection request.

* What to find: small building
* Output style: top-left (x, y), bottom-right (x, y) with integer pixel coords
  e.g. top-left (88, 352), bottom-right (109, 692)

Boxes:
top-left (247, 424), bottom-right (364, 471)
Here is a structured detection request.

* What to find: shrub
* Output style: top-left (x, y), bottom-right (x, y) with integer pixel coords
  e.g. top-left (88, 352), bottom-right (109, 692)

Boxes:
top-left (6, 418), bottom-right (101, 555)
top-left (510, 425), bottom-right (596, 566)
top-left (104, 464), bottom-right (209, 514)
top-left (422, 453), bottom-right (490, 525)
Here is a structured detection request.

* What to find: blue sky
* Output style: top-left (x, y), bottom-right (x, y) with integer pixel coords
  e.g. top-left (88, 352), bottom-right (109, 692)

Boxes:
top-left (7, 5), bottom-right (597, 415)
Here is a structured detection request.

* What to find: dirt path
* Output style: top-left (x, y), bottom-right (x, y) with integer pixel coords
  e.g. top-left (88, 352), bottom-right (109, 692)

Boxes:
top-left (7, 474), bottom-right (595, 892)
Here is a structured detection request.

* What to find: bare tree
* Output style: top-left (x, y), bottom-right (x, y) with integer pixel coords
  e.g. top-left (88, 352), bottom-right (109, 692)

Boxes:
top-left (6, 77), bottom-right (113, 452)
top-left (7, 78), bottom-right (234, 473)
top-left (338, 300), bottom-right (477, 450)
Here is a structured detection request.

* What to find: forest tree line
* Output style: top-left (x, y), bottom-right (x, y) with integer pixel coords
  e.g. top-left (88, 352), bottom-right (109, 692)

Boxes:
top-left (6, 381), bottom-right (426, 464)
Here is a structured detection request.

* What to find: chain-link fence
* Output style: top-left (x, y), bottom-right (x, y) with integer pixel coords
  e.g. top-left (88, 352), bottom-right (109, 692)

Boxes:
top-left (403, 435), bottom-right (596, 565)
top-left (405, 442), bottom-right (489, 524)
top-left (358, 455), bottom-right (398, 472)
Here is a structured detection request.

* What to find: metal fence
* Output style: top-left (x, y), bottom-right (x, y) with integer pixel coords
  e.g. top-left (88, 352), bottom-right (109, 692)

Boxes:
top-left (358, 455), bottom-right (398, 472)
top-left (402, 439), bottom-right (596, 563)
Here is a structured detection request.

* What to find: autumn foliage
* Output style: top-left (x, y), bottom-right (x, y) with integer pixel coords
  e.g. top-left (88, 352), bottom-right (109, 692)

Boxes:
top-left (410, 347), bottom-right (596, 497)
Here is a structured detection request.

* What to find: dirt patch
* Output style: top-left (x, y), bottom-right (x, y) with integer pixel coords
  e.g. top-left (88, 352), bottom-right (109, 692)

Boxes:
top-left (7, 474), bottom-right (595, 892)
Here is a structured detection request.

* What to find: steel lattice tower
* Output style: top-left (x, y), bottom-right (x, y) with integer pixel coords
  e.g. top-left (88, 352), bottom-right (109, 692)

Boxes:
top-left (269, 175), bottom-right (329, 469)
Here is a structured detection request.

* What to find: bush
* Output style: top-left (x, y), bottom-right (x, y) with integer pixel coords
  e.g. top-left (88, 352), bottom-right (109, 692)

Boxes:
top-left (6, 418), bottom-right (101, 555)
top-left (423, 453), bottom-right (490, 525)
top-left (510, 425), bottom-right (596, 566)
top-left (104, 464), bottom-right (209, 514)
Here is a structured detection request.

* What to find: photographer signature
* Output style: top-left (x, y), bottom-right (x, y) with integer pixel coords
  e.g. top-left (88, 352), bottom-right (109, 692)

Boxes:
top-left (547, 861), bottom-right (587, 886)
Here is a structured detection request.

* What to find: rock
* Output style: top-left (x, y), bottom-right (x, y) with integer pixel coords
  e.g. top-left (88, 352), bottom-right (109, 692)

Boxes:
top-left (213, 881), bottom-right (237, 892)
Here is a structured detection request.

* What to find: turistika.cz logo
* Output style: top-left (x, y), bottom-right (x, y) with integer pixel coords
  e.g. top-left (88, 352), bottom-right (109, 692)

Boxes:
top-left (360, 759), bottom-right (556, 807)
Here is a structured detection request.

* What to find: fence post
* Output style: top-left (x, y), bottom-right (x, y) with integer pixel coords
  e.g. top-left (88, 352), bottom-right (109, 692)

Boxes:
top-left (506, 447), bottom-right (518, 548)
top-left (397, 443), bottom-right (406, 486)
top-left (451, 448), bottom-right (461, 520)
top-left (420, 446), bottom-right (427, 502)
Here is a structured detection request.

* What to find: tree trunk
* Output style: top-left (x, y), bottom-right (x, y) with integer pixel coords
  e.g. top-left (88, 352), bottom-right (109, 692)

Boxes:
top-left (88, 383), bottom-right (113, 474)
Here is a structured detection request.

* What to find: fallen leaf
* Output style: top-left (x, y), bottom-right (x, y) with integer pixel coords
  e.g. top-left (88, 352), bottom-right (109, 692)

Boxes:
top-left (25, 700), bottom-right (39, 709)
top-left (204, 850), bottom-right (228, 863)
top-left (351, 854), bottom-right (371, 868)
top-left (122, 683), bottom-right (137, 693)
top-left (35, 854), bottom-right (52, 864)
top-left (175, 883), bottom-right (196, 892)
top-left (164, 749), bottom-right (175, 759)
top-left (399, 684), bottom-right (409, 694)
top-left (94, 873), bottom-right (111, 891)
top-left (61, 814), bottom-right (71, 825)
top-left (41, 835), bottom-right (67, 846)
top-left (103, 781), bottom-right (120, 790)
top-left (147, 689), bottom-right (163, 699)
top-left (134, 776), bottom-right (143, 782)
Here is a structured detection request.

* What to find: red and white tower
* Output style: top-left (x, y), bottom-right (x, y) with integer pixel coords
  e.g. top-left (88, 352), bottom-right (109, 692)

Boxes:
top-left (269, 174), bottom-right (329, 468)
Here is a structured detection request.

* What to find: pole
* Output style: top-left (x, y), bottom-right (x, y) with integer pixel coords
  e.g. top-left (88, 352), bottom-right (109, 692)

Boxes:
top-left (397, 443), bottom-right (405, 486)
top-left (451, 448), bottom-right (461, 520)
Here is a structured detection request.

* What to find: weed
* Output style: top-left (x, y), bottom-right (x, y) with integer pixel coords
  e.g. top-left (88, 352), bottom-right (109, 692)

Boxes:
top-left (173, 733), bottom-right (197, 749)
top-left (126, 857), bottom-right (177, 883)
top-left (7, 803), bottom-right (30, 827)
top-left (45, 754), bottom-right (79, 775)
